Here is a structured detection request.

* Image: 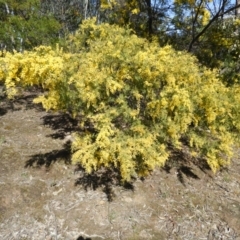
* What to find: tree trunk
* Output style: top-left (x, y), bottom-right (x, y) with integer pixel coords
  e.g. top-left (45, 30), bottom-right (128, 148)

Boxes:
top-left (145, 0), bottom-right (152, 38)
top-left (236, 0), bottom-right (240, 16)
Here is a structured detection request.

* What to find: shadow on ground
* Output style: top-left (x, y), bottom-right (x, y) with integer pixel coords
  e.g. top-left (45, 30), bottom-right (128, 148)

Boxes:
top-left (163, 146), bottom-right (212, 186)
top-left (42, 113), bottom-right (80, 140)
top-left (76, 236), bottom-right (92, 240)
top-left (24, 111), bottom-right (80, 169)
top-left (74, 165), bottom-right (134, 202)
top-left (0, 107), bottom-right (7, 116)
top-left (25, 141), bottom-right (72, 169)
top-left (0, 86), bottom-right (44, 115)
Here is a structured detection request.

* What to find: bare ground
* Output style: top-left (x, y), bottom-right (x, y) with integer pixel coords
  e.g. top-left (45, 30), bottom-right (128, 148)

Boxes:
top-left (0, 90), bottom-right (240, 240)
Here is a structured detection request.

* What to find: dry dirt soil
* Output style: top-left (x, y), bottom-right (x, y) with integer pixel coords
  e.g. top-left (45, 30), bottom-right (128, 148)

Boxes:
top-left (0, 88), bottom-right (240, 240)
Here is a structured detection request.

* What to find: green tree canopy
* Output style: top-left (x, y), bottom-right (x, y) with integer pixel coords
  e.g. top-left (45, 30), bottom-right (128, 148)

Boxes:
top-left (0, 0), bottom-right (61, 52)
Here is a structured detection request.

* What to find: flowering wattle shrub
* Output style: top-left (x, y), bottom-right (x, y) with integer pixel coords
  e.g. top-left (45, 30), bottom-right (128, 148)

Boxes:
top-left (1, 19), bottom-right (239, 181)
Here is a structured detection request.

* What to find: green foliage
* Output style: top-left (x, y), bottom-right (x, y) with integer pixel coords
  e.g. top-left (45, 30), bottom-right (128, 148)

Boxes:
top-left (215, 19), bottom-right (240, 86)
top-left (1, 19), bottom-right (239, 181)
top-left (0, 0), bottom-right (61, 51)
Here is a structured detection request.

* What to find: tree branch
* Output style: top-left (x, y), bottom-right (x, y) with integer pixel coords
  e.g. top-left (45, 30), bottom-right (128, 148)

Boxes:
top-left (188, 2), bottom-right (240, 52)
